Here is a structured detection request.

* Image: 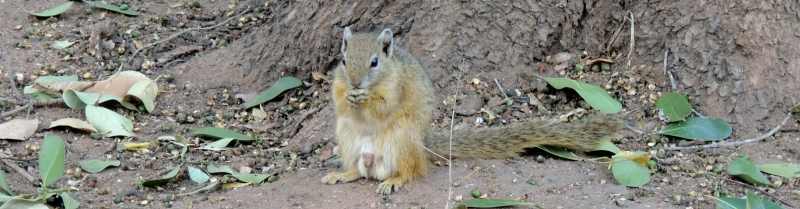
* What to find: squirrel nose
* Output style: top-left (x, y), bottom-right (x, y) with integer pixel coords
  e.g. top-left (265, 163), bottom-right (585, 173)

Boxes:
top-left (351, 80), bottom-right (362, 88)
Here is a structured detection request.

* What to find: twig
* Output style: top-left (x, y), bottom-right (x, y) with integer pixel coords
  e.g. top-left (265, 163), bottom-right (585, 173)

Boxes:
top-left (493, 78), bottom-right (509, 101)
top-left (1, 159), bottom-right (37, 184)
top-left (605, 17), bottom-right (628, 53)
top-left (718, 176), bottom-right (796, 208)
top-left (119, 8), bottom-right (250, 72)
top-left (0, 104), bottom-right (31, 119)
top-left (445, 78), bottom-right (461, 209)
top-left (666, 113), bottom-right (793, 151)
top-left (1, 99), bottom-right (65, 120)
top-left (663, 50), bottom-right (677, 90)
top-left (626, 11), bottom-right (635, 69)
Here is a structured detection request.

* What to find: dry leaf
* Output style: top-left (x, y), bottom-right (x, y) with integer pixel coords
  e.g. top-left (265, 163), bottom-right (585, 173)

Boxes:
top-left (123, 142), bottom-right (152, 152)
top-left (85, 71), bottom-right (150, 100)
top-left (0, 119), bottom-right (40, 141)
top-left (48, 118), bottom-right (97, 132)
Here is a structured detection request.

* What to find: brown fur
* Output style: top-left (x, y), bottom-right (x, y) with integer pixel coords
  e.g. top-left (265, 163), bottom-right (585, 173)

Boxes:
top-left (322, 27), bottom-right (622, 194)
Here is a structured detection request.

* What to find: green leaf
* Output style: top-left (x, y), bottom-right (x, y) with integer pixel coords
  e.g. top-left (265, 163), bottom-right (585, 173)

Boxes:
top-left (242, 76), bottom-right (303, 109)
top-left (63, 90), bottom-right (123, 110)
top-left (231, 173), bottom-right (268, 184)
top-left (126, 80), bottom-right (158, 113)
top-left (205, 164), bottom-right (268, 184)
top-left (39, 133), bottom-right (66, 187)
top-left (78, 159), bottom-right (121, 173)
top-left (60, 192), bottom-right (79, 209)
top-left (141, 167), bottom-right (181, 187)
top-left (541, 77), bottom-right (622, 113)
top-left (191, 127), bottom-right (253, 141)
top-left (660, 117), bottom-right (732, 141)
top-left (30, 2), bottom-right (74, 17)
top-left (759, 163), bottom-right (800, 179)
top-left (727, 155), bottom-right (771, 186)
top-left (611, 154), bottom-right (650, 187)
top-left (187, 166), bottom-right (210, 184)
top-left (655, 92), bottom-right (692, 122)
top-left (85, 105), bottom-right (134, 137)
top-left (457, 198), bottom-right (535, 208)
top-left (534, 145), bottom-right (583, 161)
top-left (746, 191), bottom-right (784, 209)
top-left (51, 40), bottom-right (76, 49)
top-left (716, 195), bottom-right (747, 209)
top-left (0, 193), bottom-right (12, 203)
top-left (0, 199), bottom-right (49, 209)
top-left (0, 170), bottom-right (13, 195)
top-left (593, 138), bottom-right (621, 154)
top-left (200, 138), bottom-right (236, 151)
top-left (206, 164), bottom-right (236, 174)
top-left (84, 1), bottom-right (139, 16)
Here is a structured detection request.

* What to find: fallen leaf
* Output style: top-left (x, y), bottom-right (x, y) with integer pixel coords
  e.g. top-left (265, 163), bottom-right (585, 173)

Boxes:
top-left (79, 159), bottom-right (120, 173)
top-left (60, 192), bottom-right (80, 209)
top-left (222, 182), bottom-right (251, 190)
top-left (187, 166), bottom-right (210, 184)
top-left (122, 142), bottom-right (151, 152)
top-left (141, 167), bottom-right (181, 187)
top-left (457, 198), bottom-right (535, 208)
top-left (85, 105), bottom-right (134, 137)
top-left (0, 170), bottom-right (13, 195)
top-left (29, 2), bottom-right (74, 17)
top-left (49, 118), bottom-right (97, 133)
top-left (242, 76), bottom-right (302, 109)
top-left (51, 40), bottom-right (75, 49)
top-left (200, 138), bottom-right (236, 151)
top-left (191, 127), bottom-right (253, 141)
top-left (84, 1), bottom-right (139, 16)
top-left (534, 145), bottom-right (583, 161)
top-left (541, 77), bottom-right (622, 114)
top-left (40, 133), bottom-right (66, 187)
top-left (759, 163), bottom-right (800, 179)
top-left (727, 155), bottom-right (771, 186)
top-left (125, 80), bottom-right (158, 113)
top-left (655, 92), bottom-right (692, 122)
top-left (0, 119), bottom-right (40, 141)
top-left (0, 198), bottom-right (49, 209)
top-left (84, 71), bottom-right (156, 111)
top-left (660, 117), bottom-right (732, 141)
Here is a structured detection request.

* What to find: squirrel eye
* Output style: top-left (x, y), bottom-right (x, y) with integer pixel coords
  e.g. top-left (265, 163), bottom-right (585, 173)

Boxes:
top-left (369, 57), bottom-right (379, 68)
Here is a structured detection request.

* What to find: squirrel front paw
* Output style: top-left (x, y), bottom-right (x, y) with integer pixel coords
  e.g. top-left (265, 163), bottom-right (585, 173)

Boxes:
top-left (321, 171), bottom-right (361, 185)
top-left (346, 89), bottom-right (368, 105)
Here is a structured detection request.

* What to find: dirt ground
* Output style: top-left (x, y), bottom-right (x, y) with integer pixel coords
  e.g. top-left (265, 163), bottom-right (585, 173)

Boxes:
top-left (1, 0), bottom-right (799, 209)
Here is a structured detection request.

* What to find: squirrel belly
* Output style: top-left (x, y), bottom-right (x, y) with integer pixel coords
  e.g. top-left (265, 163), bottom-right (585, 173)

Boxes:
top-left (425, 114), bottom-right (623, 159)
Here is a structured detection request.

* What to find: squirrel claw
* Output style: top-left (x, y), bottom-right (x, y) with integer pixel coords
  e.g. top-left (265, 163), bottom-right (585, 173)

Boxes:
top-left (346, 90), bottom-right (368, 105)
top-left (376, 180), bottom-right (401, 194)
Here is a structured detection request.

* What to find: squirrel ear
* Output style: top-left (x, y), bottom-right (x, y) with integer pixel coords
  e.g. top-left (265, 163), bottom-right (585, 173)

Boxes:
top-left (377, 28), bottom-right (394, 57)
top-left (341, 27), bottom-right (352, 55)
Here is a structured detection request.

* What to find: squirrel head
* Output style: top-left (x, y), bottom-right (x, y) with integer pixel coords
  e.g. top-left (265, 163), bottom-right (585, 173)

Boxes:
top-left (339, 27), bottom-right (395, 90)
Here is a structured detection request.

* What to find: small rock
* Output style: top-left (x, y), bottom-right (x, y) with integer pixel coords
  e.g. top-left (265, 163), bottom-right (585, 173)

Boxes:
top-left (536, 155), bottom-right (546, 163)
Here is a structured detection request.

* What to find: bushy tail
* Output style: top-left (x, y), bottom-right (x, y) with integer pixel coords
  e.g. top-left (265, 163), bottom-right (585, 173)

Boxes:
top-left (424, 114), bottom-right (622, 159)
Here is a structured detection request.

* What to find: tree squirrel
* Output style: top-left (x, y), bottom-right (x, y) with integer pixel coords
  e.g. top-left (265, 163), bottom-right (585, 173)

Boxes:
top-left (321, 27), bottom-right (622, 194)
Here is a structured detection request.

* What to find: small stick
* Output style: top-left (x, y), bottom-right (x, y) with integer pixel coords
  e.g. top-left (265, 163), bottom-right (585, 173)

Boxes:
top-left (0, 104), bottom-right (32, 119)
top-left (663, 50), bottom-right (677, 90)
top-left (493, 78), bottom-right (510, 101)
top-left (666, 113), bottom-right (793, 151)
top-left (605, 17), bottom-right (628, 53)
top-left (120, 8), bottom-right (250, 72)
top-left (1, 159), bottom-right (37, 184)
top-left (719, 176), bottom-right (796, 208)
top-left (1, 99), bottom-right (65, 120)
top-left (444, 78), bottom-right (460, 209)
top-left (626, 11), bottom-right (635, 69)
